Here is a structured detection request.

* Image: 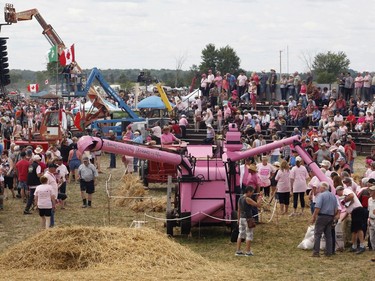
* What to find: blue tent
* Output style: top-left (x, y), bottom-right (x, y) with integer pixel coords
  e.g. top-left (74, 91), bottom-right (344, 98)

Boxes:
top-left (137, 96), bottom-right (174, 109)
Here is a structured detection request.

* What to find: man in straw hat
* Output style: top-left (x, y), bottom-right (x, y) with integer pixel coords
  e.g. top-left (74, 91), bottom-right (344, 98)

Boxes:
top-left (161, 126), bottom-right (181, 146)
top-left (243, 163), bottom-right (261, 222)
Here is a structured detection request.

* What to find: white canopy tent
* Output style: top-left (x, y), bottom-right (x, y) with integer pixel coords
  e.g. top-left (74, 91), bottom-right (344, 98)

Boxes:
top-left (72, 100), bottom-right (122, 114)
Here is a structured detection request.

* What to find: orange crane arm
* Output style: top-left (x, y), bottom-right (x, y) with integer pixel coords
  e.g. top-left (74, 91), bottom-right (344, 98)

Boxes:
top-left (4, 3), bottom-right (110, 124)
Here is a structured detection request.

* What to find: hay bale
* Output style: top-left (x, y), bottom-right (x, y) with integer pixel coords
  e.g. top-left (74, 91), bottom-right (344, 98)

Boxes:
top-left (114, 174), bottom-right (167, 212)
top-left (0, 226), bottom-right (210, 271)
top-left (130, 197), bottom-right (167, 212)
top-left (114, 174), bottom-right (147, 207)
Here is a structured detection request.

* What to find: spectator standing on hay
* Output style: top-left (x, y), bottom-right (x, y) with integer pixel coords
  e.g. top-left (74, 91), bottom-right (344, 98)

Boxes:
top-left (78, 156), bottom-right (98, 208)
top-left (34, 175), bottom-right (55, 229)
top-left (235, 186), bottom-right (262, 257)
top-left (311, 181), bottom-right (340, 257)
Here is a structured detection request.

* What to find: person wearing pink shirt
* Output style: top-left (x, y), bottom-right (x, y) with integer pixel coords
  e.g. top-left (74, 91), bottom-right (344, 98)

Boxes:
top-left (34, 175), bottom-right (56, 229)
top-left (243, 163), bottom-right (261, 222)
top-left (179, 114), bottom-right (189, 138)
top-left (214, 71), bottom-right (223, 94)
top-left (256, 156), bottom-right (275, 198)
top-left (161, 126), bottom-right (180, 146)
top-left (290, 156), bottom-right (309, 216)
top-left (223, 104), bottom-right (231, 121)
top-left (354, 73), bottom-right (364, 99)
top-left (275, 160), bottom-right (291, 215)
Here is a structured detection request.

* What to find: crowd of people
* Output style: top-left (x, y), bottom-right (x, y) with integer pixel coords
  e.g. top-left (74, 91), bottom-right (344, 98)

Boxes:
top-left (1, 67), bottom-right (375, 262)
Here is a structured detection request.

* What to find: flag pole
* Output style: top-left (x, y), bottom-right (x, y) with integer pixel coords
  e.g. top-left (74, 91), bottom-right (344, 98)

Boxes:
top-left (56, 60), bottom-right (58, 96)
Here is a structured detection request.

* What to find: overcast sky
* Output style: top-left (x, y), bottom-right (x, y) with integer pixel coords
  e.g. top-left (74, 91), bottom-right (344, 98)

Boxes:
top-left (3, 0), bottom-right (374, 73)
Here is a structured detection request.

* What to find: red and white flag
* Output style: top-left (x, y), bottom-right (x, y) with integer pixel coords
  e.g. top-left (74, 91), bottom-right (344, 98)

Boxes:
top-left (27, 84), bottom-right (39, 93)
top-left (45, 79), bottom-right (49, 85)
top-left (59, 44), bottom-right (75, 66)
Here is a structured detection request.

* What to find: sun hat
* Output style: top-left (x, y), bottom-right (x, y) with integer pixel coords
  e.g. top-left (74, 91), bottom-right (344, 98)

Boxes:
top-left (246, 164), bottom-right (257, 172)
top-left (34, 147), bottom-right (43, 154)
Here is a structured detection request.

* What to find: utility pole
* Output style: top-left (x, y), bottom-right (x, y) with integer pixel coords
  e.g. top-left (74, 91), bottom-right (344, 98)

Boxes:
top-left (279, 50), bottom-right (283, 75)
top-left (287, 45), bottom-right (289, 74)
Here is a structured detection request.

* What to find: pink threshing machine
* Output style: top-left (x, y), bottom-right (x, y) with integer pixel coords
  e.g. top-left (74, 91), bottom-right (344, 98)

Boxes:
top-left (78, 124), bottom-right (330, 236)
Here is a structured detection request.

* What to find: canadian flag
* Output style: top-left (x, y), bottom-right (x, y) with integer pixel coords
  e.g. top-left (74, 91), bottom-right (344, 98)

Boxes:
top-left (27, 84), bottom-right (39, 93)
top-left (59, 44), bottom-right (75, 66)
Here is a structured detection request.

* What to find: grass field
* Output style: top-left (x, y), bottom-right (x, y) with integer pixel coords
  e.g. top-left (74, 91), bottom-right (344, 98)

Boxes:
top-left (0, 154), bottom-right (373, 281)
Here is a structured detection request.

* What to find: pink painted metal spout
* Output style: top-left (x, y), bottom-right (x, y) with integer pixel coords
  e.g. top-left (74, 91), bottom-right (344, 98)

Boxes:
top-left (77, 136), bottom-right (192, 174)
top-left (294, 145), bottom-right (335, 193)
top-left (227, 135), bottom-right (300, 162)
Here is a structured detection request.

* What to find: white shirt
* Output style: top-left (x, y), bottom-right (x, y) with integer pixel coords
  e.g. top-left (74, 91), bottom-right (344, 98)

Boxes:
top-left (237, 74), bottom-right (247, 87)
top-left (342, 189), bottom-right (362, 214)
top-left (56, 164), bottom-right (69, 183)
top-left (151, 126), bottom-right (162, 138)
top-left (207, 73), bottom-right (215, 84)
top-left (368, 197), bottom-right (375, 220)
top-left (44, 171), bottom-right (58, 198)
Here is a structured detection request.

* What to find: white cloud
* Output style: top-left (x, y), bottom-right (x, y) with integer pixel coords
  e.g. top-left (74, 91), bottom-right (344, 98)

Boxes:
top-left (3, 0), bottom-right (375, 73)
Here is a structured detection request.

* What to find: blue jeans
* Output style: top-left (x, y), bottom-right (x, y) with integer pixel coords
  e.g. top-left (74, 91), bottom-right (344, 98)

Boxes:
top-left (240, 93), bottom-right (249, 104)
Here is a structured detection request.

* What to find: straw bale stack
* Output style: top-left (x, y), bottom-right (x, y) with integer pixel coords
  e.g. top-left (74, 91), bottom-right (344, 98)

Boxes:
top-left (0, 226), bottom-right (248, 280)
top-left (0, 226), bottom-right (210, 270)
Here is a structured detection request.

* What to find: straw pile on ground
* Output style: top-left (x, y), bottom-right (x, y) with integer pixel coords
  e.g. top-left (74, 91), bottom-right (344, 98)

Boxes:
top-left (114, 174), bottom-right (167, 212)
top-left (0, 226), bottom-right (244, 280)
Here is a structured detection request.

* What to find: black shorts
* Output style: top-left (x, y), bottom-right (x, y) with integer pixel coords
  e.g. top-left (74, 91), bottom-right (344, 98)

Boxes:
top-left (58, 193), bottom-right (68, 201)
top-left (277, 192), bottom-right (290, 205)
top-left (59, 182), bottom-right (67, 194)
top-left (351, 207), bottom-right (367, 232)
top-left (39, 208), bottom-right (52, 217)
top-left (4, 176), bottom-right (13, 189)
top-left (80, 180), bottom-right (95, 194)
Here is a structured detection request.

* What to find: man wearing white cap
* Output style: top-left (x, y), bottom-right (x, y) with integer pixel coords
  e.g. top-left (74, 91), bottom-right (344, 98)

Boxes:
top-left (179, 114), bottom-right (189, 138)
top-left (203, 124), bottom-right (215, 144)
top-left (320, 160), bottom-right (332, 177)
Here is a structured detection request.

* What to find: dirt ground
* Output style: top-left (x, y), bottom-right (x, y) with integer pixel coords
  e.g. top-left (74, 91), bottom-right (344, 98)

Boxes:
top-left (0, 154), bottom-right (373, 281)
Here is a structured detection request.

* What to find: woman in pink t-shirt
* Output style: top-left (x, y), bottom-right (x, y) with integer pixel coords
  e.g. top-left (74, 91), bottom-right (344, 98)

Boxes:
top-left (34, 176), bottom-right (56, 229)
top-left (256, 156), bottom-right (275, 197)
top-left (275, 160), bottom-right (291, 215)
top-left (289, 157), bottom-right (309, 216)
